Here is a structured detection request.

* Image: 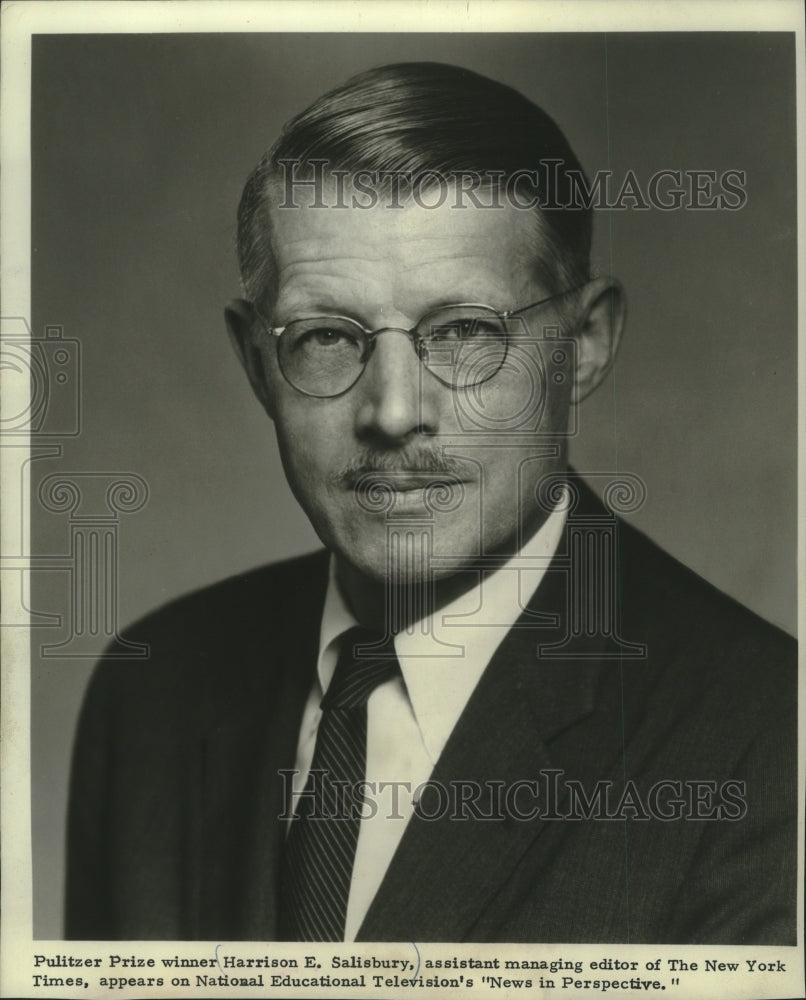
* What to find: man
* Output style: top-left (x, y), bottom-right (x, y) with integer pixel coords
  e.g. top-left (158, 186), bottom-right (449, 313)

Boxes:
top-left (66, 62), bottom-right (796, 943)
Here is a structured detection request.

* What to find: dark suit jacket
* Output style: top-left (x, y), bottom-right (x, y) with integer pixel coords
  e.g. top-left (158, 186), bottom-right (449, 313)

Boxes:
top-left (65, 484), bottom-right (797, 943)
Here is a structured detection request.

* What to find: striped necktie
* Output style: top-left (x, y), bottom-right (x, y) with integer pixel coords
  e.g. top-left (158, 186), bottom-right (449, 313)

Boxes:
top-left (279, 626), bottom-right (400, 941)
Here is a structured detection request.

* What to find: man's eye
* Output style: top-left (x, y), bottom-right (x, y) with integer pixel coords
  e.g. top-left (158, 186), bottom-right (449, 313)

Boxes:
top-left (431, 320), bottom-right (471, 341)
top-left (302, 326), bottom-right (358, 348)
top-left (312, 328), bottom-right (344, 345)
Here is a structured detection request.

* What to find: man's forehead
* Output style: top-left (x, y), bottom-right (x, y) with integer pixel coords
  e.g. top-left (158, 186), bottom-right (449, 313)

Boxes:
top-left (266, 180), bottom-right (539, 277)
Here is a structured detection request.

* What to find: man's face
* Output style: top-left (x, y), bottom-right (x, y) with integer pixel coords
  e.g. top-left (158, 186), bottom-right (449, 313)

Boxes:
top-left (238, 188), bottom-right (580, 584)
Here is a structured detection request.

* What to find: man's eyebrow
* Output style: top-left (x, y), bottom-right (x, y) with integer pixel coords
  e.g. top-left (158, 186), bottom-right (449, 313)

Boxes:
top-left (277, 298), bottom-right (511, 329)
top-left (274, 299), bottom-right (367, 324)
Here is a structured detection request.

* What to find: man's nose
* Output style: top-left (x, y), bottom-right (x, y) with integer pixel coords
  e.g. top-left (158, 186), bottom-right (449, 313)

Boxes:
top-left (353, 329), bottom-right (439, 443)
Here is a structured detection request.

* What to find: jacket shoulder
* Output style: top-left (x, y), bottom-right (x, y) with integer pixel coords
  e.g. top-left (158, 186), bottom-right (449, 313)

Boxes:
top-left (614, 516), bottom-right (796, 743)
top-left (618, 515), bottom-right (794, 655)
top-left (123, 549), bottom-right (329, 647)
top-left (81, 549), bottom-right (329, 717)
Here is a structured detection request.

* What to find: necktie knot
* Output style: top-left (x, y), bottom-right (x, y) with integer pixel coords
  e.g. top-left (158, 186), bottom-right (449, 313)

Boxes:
top-left (321, 627), bottom-right (399, 711)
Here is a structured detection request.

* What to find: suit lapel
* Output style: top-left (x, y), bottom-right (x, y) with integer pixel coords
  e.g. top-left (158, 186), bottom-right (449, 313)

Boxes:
top-left (357, 560), bottom-right (610, 941)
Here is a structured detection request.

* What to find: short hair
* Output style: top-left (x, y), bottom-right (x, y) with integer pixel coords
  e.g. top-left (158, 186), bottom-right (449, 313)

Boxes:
top-left (237, 62), bottom-right (592, 310)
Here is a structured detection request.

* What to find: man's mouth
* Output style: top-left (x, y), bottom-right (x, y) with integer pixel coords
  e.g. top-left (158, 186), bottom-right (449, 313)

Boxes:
top-left (342, 469), bottom-right (470, 517)
top-left (352, 471), bottom-right (456, 492)
top-left (332, 450), bottom-right (472, 511)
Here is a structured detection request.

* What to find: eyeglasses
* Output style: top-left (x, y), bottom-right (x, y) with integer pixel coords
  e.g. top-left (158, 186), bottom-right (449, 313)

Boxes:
top-left (256, 288), bottom-right (576, 398)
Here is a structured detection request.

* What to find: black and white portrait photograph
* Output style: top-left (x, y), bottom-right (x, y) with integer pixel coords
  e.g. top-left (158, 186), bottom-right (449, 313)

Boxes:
top-left (1, 2), bottom-right (802, 998)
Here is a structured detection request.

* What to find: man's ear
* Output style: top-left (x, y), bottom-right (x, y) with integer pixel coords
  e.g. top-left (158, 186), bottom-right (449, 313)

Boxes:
top-left (571, 278), bottom-right (626, 404)
top-left (225, 298), bottom-right (276, 419)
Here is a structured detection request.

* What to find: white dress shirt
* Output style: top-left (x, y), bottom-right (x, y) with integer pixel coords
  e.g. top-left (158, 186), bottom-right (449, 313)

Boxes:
top-left (289, 496), bottom-right (567, 941)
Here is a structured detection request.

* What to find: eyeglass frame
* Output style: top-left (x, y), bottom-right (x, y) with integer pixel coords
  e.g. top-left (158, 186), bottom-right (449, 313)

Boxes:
top-left (253, 285), bottom-right (581, 398)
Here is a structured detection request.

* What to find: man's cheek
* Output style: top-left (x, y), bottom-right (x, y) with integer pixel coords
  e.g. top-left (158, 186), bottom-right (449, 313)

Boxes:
top-left (275, 413), bottom-right (326, 466)
top-left (274, 431), bottom-right (320, 501)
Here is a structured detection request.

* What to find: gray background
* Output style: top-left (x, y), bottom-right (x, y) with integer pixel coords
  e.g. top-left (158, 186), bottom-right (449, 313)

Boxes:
top-left (30, 32), bottom-right (797, 937)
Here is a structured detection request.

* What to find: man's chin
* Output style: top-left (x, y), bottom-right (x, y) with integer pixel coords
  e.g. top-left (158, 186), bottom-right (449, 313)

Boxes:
top-left (333, 536), bottom-right (482, 588)
top-left (333, 546), bottom-right (436, 586)
top-left (318, 502), bottom-right (486, 585)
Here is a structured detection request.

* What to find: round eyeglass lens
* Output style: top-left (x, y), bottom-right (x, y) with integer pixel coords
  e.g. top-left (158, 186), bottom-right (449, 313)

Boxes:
top-left (416, 305), bottom-right (509, 389)
top-left (278, 317), bottom-right (368, 397)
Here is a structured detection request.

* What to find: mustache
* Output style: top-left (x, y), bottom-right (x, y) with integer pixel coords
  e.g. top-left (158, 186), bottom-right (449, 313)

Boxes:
top-left (331, 448), bottom-right (470, 489)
